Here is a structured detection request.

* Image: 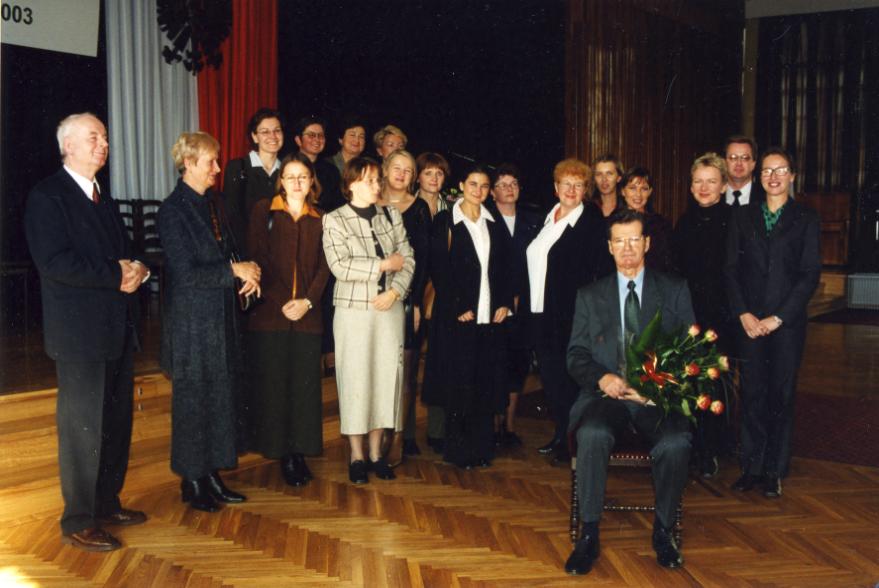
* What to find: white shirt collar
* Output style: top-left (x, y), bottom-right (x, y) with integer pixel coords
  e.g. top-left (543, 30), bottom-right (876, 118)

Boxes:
top-left (543, 202), bottom-right (584, 228)
top-left (63, 165), bottom-right (99, 200)
top-left (452, 199), bottom-right (495, 224)
top-left (248, 150), bottom-right (280, 173)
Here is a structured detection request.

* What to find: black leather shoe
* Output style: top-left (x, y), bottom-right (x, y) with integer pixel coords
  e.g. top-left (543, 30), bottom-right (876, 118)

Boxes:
top-left (349, 460), bottom-right (368, 484)
top-left (402, 439), bottom-right (421, 456)
top-left (206, 471), bottom-right (246, 503)
top-left (551, 446), bottom-right (571, 466)
top-left (281, 456), bottom-right (308, 487)
top-left (181, 478), bottom-right (221, 512)
top-left (700, 455), bottom-right (719, 479)
top-left (537, 437), bottom-right (561, 455)
top-left (652, 525), bottom-right (683, 568)
top-left (564, 532), bottom-right (600, 575)
top-left (290, 454), bottom-right (313, 481)
top-left (62, 527), bottom-right (122, 552)
top-left (370, 457), bottom-right (397, 480)
top-left (474, 458), bottom-right (491, 468)
top-left (763, 476), bottom-right (783, 498)
top-left (96, 508), bottom-right (147, 526)
top-left (731, 473), bottom-right (759, 492)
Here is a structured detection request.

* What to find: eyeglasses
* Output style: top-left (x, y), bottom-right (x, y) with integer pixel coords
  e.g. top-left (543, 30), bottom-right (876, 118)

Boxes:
top-left (727, 154), bottom-right (753, 162)
top-left (559, 181), bottom-right (587, 191)
top-left (282, 175), bottom-right (311, 183)
top-left (256, 128), bottom-right (282, 137)
top-left (760, 166), bottom-right (791, 177)
top-left (302, 131), bottom-right (325, 140)
top-left (610, 236), bottom-right (645, 248)
top-left (494, 181), bottom-right (519, 190)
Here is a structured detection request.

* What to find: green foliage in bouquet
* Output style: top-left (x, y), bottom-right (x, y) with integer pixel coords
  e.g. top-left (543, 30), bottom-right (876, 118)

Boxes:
top-left (625, 310), bottom-right (731, 423)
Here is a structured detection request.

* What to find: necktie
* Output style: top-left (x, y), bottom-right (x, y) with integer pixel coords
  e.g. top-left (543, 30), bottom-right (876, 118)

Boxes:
top-left (624, 280), bottom-right (640, 347)
top-left (92, 183), bottom-right (100, 204)
top-left (732, 190), bottom-right (741, 207)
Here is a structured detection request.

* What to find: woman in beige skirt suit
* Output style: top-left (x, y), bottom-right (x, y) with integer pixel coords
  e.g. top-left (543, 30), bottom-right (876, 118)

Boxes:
top-left (322, 156), bottom-right (414, 484)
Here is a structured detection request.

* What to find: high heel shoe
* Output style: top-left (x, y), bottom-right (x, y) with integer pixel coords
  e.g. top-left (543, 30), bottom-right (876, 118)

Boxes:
top-left (181, 478), bottom-right (220, 512)
top-left (206, 471), bottom-right (246, 503)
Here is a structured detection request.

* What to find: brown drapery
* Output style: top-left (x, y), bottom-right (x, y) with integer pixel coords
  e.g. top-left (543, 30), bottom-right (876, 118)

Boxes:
top-left (565, 0), bottom-right (742, 222)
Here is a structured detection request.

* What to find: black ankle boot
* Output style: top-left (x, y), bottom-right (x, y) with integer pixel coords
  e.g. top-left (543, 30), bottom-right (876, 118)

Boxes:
top-left (181, 478), bottom-right (221, 512)
top-left (206, 471), bottom-right (246, 503)
top-left (292, 453), bottom-right (313, 481)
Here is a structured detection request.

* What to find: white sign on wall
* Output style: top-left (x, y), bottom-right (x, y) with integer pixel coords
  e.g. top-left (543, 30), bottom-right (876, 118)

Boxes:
top-left (1, 0), bottom-right (100, 57)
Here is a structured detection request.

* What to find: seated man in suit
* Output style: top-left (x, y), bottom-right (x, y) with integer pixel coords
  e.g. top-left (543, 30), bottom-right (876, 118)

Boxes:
top-left (564, 209), bottom-right (696, 575)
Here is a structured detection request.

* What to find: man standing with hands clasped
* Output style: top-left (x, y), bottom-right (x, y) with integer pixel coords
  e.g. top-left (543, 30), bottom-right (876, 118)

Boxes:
top-left (25, 112), bottom-right (150, 552)
top-left (564, 209), bottom-right (696, 575)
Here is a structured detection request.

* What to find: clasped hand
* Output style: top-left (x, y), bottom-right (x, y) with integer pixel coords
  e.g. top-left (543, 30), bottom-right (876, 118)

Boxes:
top-left (457, 307), bottom-right (510, 323)
top-left (598, 373), bottom-right (648, 404)
top-left (118, 259), bottom-right (149, 293)
top-left (232, 261), bottom-right (261, 298)
top-left (740, 312), bottom-right (780, 339)
top-left (282, 298), bottom-right (309, 321)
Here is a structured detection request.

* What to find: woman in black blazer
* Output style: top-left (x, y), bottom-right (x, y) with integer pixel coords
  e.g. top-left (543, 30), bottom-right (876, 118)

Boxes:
top-left (724, 147), bottom-right (821, 499)
top-left (525, 158), bottom-right (606, 462)
top-left (620, 166), bottom-right (674, 273)
top-left (423, 163), bottom-right (513, 469)
top-left (672, 152), bottom-right (733, 478)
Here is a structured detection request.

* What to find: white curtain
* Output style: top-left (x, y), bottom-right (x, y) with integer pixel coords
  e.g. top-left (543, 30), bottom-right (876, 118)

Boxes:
top-left (105, 0), bottom-right (198, 201)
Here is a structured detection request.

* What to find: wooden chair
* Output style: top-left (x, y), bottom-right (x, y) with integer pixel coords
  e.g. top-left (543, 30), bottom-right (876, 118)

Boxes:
top-left (131, 199), bottom-right (165, 316)
top-left (569, 425), bottom-right (683, 545)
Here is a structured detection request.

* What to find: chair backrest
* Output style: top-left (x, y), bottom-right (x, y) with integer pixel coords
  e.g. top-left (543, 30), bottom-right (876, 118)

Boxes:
top-left (129, 199), bottom-right (163, 255)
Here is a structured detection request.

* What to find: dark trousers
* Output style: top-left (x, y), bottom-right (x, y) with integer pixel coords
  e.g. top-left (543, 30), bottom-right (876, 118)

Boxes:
top-left (575, 397), bottom-right (691, 529)
top-left (738, 324), bottom-right (805, 478)
top-left (536, 345), bottom-right (580, 443)
top-left (54, 329), bottom-right (134, 534)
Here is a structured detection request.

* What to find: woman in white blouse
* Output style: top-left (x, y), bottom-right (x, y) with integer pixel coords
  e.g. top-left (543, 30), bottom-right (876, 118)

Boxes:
top-left (526, 158), bottom-right (606, 463)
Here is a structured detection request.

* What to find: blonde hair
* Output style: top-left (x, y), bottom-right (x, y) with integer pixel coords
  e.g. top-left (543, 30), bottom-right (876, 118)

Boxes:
top-left (382, 149), bottom-right (417, 193)
top-left (690, 152), bottom-right (728, 184)
top-left (171, 132), bottom-right (220, 173)
top-left (373, 124), bottom-right (408, 151)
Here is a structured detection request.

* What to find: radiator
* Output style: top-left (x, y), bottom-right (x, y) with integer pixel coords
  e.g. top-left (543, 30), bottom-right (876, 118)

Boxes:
top-left (847, 274), bottom-right (879, 309)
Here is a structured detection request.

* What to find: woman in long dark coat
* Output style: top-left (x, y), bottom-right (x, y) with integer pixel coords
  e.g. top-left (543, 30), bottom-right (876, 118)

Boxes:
top-left (159, 132), bottom-right (261, 512)
top-left (423, 163), bottom-right (513, 469)
top-left (247, 153), bottom-right (330, 487)
top-left (725, 147), bottom-right (820, 499)
top-left (672, 152), bottom-right (733, 478)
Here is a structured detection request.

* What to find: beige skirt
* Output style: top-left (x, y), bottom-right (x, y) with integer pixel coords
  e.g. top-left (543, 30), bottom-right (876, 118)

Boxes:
top-left (334, 303), bottom-right (405, 435)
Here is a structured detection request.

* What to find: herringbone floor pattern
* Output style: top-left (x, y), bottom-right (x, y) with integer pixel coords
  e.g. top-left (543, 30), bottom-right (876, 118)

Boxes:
top-left (0, 376), bottom-right (877, 587)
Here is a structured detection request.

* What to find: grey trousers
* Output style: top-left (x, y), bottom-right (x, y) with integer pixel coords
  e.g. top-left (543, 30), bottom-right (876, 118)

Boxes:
top-left (575, 397), bottom-right (691, 529)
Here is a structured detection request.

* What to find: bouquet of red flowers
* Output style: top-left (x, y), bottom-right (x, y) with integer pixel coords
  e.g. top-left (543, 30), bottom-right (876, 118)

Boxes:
top-left (625, 310), bottom-right (730, 423)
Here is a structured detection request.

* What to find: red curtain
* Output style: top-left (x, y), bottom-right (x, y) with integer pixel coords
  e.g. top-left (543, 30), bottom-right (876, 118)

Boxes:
top-left (197, 0), bottom-right (278, 190)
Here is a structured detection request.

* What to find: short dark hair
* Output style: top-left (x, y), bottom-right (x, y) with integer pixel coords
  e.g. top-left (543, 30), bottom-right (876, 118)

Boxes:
top-left (492, 162), bottom-right (521, 185)
top-left (276, 152), bottom-right (322, 206)
top-left (606, 208), bottom-right (646, 239)
top-left (759, 146), bottom-right (797, 175)
top-left (724, 135), bottom-right (758, 158)
top-left (293, 115), bottom-right (327, 138)
top-left (415, 152), bottom-right (450, 178)
top-left (620, 166), bottom-right (653, 191)
top-left (337, 115), bottom-right (366, 139)
top-left (247, 108), bottom-right (284, 149)
top-left (460, 162), bottom-right (493, 183)
top-left (341, 156), bottom-right (382, 201)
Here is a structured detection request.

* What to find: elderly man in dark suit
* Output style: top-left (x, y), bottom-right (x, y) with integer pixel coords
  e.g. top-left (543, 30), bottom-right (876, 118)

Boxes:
top-left (564, 209), bottom-right (695, 575)
top-left (24, 112), bottom-right (149, 552)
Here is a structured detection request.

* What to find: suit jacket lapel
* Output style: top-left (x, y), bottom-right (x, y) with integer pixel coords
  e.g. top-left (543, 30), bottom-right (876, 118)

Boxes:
top-left (639, 270), bottom-right (661, 334)
top-left (600, 275), bottom-right (622, 368)
top-left (58, 170), bottom-right (121, 256)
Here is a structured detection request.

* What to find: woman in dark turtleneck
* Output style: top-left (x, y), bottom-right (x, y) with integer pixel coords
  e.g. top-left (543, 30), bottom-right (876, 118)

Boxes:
top-left (671, 152), bottom-right (733, 479)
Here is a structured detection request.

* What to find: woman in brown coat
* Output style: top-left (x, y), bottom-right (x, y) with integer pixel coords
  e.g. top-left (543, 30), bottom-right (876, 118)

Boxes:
top-left (247, 152), bottom-right (330, 486)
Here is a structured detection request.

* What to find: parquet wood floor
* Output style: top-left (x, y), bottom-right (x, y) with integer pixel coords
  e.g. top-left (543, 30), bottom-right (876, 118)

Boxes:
top-left (1, 373), bottom-right (877, 587)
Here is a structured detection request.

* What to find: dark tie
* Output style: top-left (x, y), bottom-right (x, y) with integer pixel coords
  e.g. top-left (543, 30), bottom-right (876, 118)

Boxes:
top-left (92, 183), bottom-right (100, 204)
top-left (732, 190), bottom-right (741, 207)
top-left (624, 280), bottom-right (640, 347)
